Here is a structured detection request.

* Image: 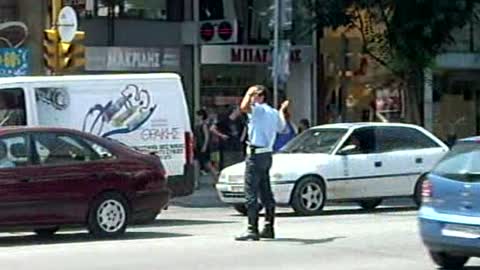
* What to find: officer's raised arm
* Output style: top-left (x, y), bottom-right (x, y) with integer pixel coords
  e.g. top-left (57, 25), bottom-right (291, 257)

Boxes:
top-left (240, 86), bottom-right (258, 114)
top-left (277, 100), bottom-right (289, 131)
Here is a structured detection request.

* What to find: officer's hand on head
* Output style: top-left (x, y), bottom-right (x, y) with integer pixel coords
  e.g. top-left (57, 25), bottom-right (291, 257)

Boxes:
top-left (280, 100), bottom-right (290, 111)
top-left (246, 86), bottom-right (258, 97)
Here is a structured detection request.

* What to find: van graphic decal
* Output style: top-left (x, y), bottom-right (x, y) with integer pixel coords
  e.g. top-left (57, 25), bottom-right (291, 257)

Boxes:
top-left (36, 88), bottom-right (70, 111)
top-left (82, 84), bottom-right (157, 137)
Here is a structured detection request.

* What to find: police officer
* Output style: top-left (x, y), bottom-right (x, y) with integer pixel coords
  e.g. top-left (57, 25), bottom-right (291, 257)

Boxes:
top-left (235, 85), bottom-right (289, 241)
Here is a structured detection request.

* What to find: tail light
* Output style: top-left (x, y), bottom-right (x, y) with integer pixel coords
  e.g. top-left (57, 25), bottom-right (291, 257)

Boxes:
top-left (422, 179), bottom-right (433, 203)
top-left (185, 132), bottom-right (194, 165)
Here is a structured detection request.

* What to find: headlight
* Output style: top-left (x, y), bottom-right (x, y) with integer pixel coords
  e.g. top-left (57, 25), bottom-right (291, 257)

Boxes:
top-left (218, 172), bottom-right (227, 183)
top-left (228, 175), bottom-right (244, 183)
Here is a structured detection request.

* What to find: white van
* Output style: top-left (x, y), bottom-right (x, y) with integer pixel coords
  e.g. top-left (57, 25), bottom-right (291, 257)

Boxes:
top-left (0, 73), bottom-right (194, 197)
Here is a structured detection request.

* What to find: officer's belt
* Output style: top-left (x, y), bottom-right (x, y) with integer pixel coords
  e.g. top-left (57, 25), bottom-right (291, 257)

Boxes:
top-left (246, 145), bottom-right (272, 155)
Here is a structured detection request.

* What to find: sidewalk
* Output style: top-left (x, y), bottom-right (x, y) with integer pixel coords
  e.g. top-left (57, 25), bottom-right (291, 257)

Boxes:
top-left (171, 175), bottom-right (227, 208)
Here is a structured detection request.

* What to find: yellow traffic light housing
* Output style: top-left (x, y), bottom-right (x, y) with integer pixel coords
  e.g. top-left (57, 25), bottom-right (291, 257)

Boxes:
top-left (43, 30), bottom-right (85, 74)
top-left (43, 29), bottom-right (60, 72)
top-left (57, 31), bottom-right (85, 72)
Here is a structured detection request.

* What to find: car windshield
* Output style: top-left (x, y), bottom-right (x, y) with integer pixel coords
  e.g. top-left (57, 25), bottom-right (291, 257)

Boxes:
top-left (280, 128), bottom-right (347, 154)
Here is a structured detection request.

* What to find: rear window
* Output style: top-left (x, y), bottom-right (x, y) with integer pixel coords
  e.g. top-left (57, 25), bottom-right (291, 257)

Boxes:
top-left (433, 142), bottom-right (480, 182)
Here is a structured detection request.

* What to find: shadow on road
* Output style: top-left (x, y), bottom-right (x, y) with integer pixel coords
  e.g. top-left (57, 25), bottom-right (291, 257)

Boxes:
top-left (459, 267), bottom-right (480, 270)
top-left (275, 206), bottom-right (418, 218)
top-left (0, 231), bottom-right (191, 248)
top-left (136, 219), bottom-right (236, 228)
top-left (266, 236), bottom-right (345, 245)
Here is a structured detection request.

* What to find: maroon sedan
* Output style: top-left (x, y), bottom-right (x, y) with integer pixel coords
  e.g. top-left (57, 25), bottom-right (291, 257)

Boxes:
top-left (0, 127), bottom-right (170, 237)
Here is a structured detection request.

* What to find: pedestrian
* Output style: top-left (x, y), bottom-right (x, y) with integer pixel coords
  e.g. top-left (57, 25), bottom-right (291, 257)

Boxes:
top-left (210, 107), bottom-right (231, 170)
top-left (235, 85), bottom-right (289, 241)
top-left (194, 109), bottom-right (219, 185)
top-left (273, 109), bottom-right (296, 152)
top-left (297, 118), bottom-right (310, 134)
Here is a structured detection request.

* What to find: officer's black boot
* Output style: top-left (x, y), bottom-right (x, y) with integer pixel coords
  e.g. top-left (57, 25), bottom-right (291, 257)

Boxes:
top-left (235, 225), bottom-right (260, 241)
top-left (235, 206), bottom-right (260, 241)
top-left (260, 207), bottom-right (275, 239)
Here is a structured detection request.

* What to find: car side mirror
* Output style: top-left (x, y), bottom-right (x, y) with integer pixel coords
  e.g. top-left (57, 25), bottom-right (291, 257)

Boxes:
top-left (338, 145), bottom-right (357, 155)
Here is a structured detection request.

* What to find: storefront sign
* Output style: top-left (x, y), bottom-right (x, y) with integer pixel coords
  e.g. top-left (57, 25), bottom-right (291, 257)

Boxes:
top-left (201, 45), bottom-right (313, 65)
top-left (0, 48), bottom-right (29, 76)
top-left (86, 47), bottom-right (181, 71)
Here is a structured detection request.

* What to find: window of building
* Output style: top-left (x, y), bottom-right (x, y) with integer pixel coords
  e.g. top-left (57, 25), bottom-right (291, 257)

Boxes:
top-left (200, 0), bottom-right (224, 21)
top-left (93, 0), bottom-right (168, 20)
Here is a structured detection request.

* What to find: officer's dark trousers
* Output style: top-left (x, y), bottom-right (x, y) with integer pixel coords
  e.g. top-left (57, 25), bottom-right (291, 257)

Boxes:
top-left (244, 152), bottom-right (275, 230)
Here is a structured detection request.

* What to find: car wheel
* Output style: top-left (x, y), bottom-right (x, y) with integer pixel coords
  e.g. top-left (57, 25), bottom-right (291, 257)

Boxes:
top-left (34, 227), bottom-right (59, 238)
top-left (358, 199), bottom-right (382, 210)
top-left (429, 251), bottom-right (469, 269)
top-left (291, 176), bottom-right (326, 216)
top-left (413, 175), bottom-right (426, 208)
top-left (233, 204), bottom-right (264, 216)
top-left (88, 192), bottom-right (129, 238)
top-left (233, 204), bottom-right (247, 215)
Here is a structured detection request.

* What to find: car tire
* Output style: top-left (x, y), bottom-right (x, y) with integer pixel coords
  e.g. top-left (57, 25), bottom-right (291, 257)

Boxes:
top-left (34, 227), bottom-right (59, 238)
top-left (358, 199), bottom-right (382, 210)
top-left (413, 175), bottom-right (426, 208)
top-left (291, 176), bottom-right (326, 216)
top-left (87, 192), bottom-right (129, 238)
top-left (233, 204), bottom-right (247, 216)
top-left (429, 251), bottom-right (469, 269)
top-left (233, 204), bottom-right (263, 216)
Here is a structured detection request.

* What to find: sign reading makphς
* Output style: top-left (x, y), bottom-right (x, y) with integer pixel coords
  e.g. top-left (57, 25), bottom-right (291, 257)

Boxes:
top-left (86, 47), bottom-right (181, 71)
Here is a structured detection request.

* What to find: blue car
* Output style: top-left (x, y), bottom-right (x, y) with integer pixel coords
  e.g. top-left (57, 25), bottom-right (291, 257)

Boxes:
top-left (419, 137), bottom-right (480, 268)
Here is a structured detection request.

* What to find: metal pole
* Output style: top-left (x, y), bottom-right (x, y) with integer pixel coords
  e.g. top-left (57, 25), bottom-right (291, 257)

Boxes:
top-left (193, 0), bottom-right (200, 113)
top-left (273, 0), bottom-right (280, 108)
top-left (51, 0), bottom-right (62, 75)
top-left (51, 0), bottom-right (62, 27)
top-left (340, 33), bottom-right (349, 122)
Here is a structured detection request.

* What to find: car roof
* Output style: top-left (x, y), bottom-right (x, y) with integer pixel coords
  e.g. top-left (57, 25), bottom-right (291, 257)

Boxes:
top-left (0, 126), bottom-right (86, 136)
top-left (459, 136), bottom-right (480, 142)
top-left (0, 73), bottom-right (180, 85)
top-left (312, 122), bottom-right (423, 130)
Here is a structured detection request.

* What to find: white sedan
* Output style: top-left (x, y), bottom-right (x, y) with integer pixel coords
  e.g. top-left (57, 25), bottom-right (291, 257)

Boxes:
top-left (216, 123), bottom-right (449, 215)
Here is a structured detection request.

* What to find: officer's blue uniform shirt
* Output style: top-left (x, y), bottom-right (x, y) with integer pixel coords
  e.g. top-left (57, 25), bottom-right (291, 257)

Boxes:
top-left (248, 103), bottom-right (285, 150)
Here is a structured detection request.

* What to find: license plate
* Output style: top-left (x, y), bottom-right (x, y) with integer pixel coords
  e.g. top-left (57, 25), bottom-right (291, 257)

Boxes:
top-left (442, 224), bottom-right (480, 239)
top-left (229, 186), bottom-right (244, 193)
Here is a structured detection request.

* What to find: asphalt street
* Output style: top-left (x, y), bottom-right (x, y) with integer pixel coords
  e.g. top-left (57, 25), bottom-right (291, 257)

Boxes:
top-left (0, 196), bottom-right (478, 270)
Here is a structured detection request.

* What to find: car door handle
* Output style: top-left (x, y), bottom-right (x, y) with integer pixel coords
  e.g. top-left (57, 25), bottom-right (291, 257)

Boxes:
top-left (374, 161), bottom-right (382, 168)
top-left (415, 158), bottom-right (423, 164)
top-left (91, 172), bottom-right (105, 179)
top-left (20, 178), bottom-right (32, 183)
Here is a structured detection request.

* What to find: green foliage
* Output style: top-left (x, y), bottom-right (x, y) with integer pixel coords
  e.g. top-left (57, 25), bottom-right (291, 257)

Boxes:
top-left (307, 0), bottom-right (479, 75)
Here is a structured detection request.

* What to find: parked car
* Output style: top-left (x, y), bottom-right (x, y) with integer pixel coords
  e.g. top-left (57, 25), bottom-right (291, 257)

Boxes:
top-left (0, 127), bottom-right (170, 238)
top-left (216, 123), bottom-right (449, 215)
top-left (419, 137), bottom-right (480, 269)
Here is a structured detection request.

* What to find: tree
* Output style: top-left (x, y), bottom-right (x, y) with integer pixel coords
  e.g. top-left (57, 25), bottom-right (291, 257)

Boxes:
top-left (303, 0), bottom-right (479, 124)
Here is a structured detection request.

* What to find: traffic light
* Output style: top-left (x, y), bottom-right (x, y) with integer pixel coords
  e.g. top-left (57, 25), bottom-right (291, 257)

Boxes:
top-left (43, 29), bottom-right (85, 74)
top-left (58, 31), bottom-right (85, 71)
top-left (43, 29), bottom-right (60, 72)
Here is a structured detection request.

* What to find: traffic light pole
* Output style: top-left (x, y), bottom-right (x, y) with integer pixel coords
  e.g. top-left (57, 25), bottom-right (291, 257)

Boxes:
top-left (272, 0), bottom-right (280, 108)
top-left (51, 0), bottom-right (62, 75)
